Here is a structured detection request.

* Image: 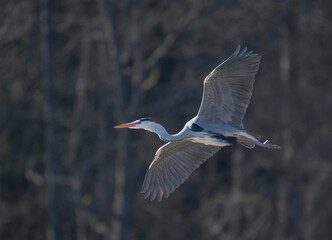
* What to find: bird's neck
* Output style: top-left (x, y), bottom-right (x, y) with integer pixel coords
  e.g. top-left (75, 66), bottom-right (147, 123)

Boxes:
top-left (144, 122), bottom-right (184, 142)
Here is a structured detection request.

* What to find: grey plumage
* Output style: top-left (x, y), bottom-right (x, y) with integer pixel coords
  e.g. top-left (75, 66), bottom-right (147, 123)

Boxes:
top-left (141, 141), bottom-right (220, 201)
top-left (114, 45), bottom-right (280, 202)
top-left (196, 45), bottom-right (260, 128)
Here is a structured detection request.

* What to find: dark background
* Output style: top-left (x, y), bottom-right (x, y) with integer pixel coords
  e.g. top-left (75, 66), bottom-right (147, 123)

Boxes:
top-left (1, 0), bottom-right (332, 239)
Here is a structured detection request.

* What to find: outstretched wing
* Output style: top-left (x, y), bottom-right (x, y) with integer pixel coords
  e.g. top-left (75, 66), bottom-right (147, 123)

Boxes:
top-left (196, 46), bottom-right (261, 128)
top-left (141, 140), bottom-right (220, 201)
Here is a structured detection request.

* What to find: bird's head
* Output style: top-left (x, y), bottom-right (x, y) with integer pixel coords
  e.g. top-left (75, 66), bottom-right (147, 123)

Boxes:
top-left (114, 117), bottom-right (155, 130)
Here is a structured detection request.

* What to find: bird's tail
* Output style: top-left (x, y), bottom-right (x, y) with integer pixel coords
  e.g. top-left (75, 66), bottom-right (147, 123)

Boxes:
top-left (237, 130), bottom-right (261, 149)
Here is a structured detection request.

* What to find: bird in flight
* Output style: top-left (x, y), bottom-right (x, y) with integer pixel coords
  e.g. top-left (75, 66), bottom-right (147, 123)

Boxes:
top-left (114, 46), bottom-right (280, 201)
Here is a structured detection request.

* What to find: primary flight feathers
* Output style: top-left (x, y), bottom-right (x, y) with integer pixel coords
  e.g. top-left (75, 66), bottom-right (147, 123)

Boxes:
top-left (115, 46), bottom-right (280, 201)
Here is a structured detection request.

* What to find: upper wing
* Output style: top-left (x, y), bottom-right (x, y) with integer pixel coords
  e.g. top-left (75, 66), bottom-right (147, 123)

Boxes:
top-left (141, 140), bottom-right (220, 201)
top-left (196, 46), bottom-right (261, 128)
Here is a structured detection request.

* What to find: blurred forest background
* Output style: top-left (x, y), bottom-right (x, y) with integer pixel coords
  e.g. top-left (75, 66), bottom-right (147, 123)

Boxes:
top-left (1, 0), bottom-right (332, 239)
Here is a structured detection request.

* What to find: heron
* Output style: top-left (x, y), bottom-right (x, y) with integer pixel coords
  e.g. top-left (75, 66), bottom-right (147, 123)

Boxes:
top-left (114, 46), bottom-right (280, 201)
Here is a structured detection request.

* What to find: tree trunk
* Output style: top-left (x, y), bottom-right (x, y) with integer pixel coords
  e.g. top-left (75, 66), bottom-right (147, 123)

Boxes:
top-left (99, 1), bottom-right (128, 240)
top-left (41, 1), bottom-right (77, 239)
top-left (40, 0), bottom-right (57, 239)
top-left (273, 25), bottom-right (292, 240)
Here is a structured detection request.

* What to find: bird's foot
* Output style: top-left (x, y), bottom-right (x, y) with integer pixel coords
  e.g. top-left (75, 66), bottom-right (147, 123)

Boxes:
top-left (262, 140), bottom-right (281, 150)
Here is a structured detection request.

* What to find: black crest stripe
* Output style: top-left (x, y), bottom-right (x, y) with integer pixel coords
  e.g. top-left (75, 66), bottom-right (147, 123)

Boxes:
top-left (140, 117), bottom-right (153, 122)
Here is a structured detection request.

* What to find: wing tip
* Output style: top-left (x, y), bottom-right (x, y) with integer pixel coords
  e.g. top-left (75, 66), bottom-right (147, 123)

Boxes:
top-left (141, 189), bottom-right (166, 202)
top-left (233, 45), bottom-right (241, 57)
top-left (234, 45), bottom-right (261, 59)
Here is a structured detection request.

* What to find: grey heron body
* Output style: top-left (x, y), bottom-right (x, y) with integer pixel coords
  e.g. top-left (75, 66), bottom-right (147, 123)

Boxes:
top-left (115, 46), bottom-right (280, 201)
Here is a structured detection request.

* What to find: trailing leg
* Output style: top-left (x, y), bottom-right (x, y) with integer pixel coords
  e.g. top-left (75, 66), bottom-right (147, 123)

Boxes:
top-left (236, 135), bottom-right (281, 150)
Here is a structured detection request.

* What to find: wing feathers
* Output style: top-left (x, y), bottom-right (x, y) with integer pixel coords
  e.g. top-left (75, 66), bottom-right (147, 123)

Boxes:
top-left (141, 141), bottom-right (220, 201)
top-left (196, 46), bottom-right (261, 128)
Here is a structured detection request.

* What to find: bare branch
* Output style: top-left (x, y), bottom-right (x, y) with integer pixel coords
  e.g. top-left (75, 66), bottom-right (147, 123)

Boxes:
top-left (143, 7), bottom-right (200, 69)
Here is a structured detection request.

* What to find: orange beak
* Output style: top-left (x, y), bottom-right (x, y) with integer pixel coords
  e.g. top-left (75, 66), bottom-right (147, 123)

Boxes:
top-left (114, 121), bottom-right (140, 128)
